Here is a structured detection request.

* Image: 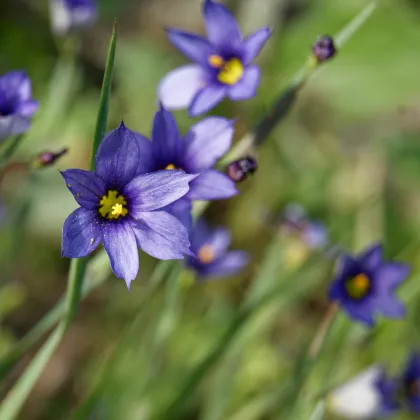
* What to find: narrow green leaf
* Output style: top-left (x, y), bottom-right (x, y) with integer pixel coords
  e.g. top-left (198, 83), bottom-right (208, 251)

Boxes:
top-left (89, 19), bottom-right (118, 170)
top-left (308, 401), bottom-right (326, 420)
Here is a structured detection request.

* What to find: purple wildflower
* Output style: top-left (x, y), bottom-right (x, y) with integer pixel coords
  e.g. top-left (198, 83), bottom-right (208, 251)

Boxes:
top-left (0, 71), bottom-right (39, 141)
top-left (401, 352), bottom-right (420, 413)
top-left (131, 105), bottom-right (238, 229)
top-left (186, 218), bottom-right (248, 279)
top-left (61, 122), bottom-right (197, 289)
top-left (49, 0), bottom-right (97, 36)
top-left (158, 0), bottom-right (271, 117)
top-left (328, 243), bottom-right (410, 327)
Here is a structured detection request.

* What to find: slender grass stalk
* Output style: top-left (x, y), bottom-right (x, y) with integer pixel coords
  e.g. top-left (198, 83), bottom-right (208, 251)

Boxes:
top-left (308, 400), bottom-right (326, 420)
top-left (0, 22), bottom-right (117, 420)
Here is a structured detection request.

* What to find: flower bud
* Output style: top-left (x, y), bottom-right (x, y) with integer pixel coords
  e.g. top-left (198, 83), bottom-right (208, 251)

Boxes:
top-left (33, 148), bottom-right (68, 169)
top-left (226, 156), bottom-right (257, 182)
top-left (312, 35), bottom-right (336, 62)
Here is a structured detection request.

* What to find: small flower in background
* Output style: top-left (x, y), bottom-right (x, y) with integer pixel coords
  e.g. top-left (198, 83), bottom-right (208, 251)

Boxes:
top-left (32, 147), bottom-right (68, 169)
top-left (327, 365), bottom-right (399, 419)
top-left (328, 243), bottom-right (410, 327)
top-left (131, 105), bottom-right (238, 229)
top-left (277, 203), bottom-right (329, 269)
top-left (187, 218), bottom-right (249, 279)
top-left (0, 71), bottom-right (39, 141)
top-left (312, 35), bottom-right (336, 63)
top-left (49, 0), bottom-right (97, 36)
top-left (226, 156), bottom-right (258, 182)
top-left (401, 352), bottom-right (420, 413)
top-left (159, 0), bottom-right (271, 117)
top-left (61, 122), bottom-right (196, 289)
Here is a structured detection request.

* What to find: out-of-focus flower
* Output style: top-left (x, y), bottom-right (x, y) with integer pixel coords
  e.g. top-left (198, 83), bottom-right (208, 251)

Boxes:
top-left (0, 71), bottom-right (39, 141)
top-left (131, 105), bottom-right (238, 229)
top-left (312, 35), bottom-right (336, 63)
top-left (32, 148), bottom-right (68, 169)
top-left (159, 0), bottom-right (271, 117)
top-left (49, 0), bottom-right (97, 36)
top-left (61, 122), bottom-right (196, 289)
top-left (187, 218), bottom-right (248, 279)
top-left (401, 352), bottom-right (420, 413)
top-left (327, 366), bottom-right (398, 419)
top-left (328, 243), bottom-right (409, 327)
top-left (226, 156), bottom-right (257, 182)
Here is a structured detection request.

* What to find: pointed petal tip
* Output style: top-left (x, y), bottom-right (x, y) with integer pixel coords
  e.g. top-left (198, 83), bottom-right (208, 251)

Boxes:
top-left (119, 119), bottom-right (126, 129)
top-left (125, 279), bottom-right (133, 291)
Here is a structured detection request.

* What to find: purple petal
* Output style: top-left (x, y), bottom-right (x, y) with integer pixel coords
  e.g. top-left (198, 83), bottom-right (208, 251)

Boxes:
top-left (61, 169), bottom-right (106, 209)
top-left (189, 84), bottom-right (227, 117)
top-left (203, 0), bottom-right (242, 48)
top-left (162, 198), bottom-right (192, 231)
top-left (186, 170), bottom-right (238, 200)
top-left (190, 218), bottom-right (212, 252)
top-left (131, 211), bottom-right (192, 260)
top-left (342, 299), bottom-right (375, 327)
top-left (242, 28), bottom-right (271, 65)
top-left (158, 65), bottom-right (207, 110)
top-left (15, 100), bottom-right (39, 117)
top-left (205, 227), bottom-right (231, 256)
top-left (375, 262), bottom-right (410, 293)
top-left (102, 221), bottom-right (139, 289)
top-left (360, 243), bottom-right (383, 272)
top-left (227, 65), bottom-right (260, 101)
top-left (166, 29), bottom-right (212, 66)
top-left (124, 170), bottom-right (197, 213)
top-left (61, 208), bottom-right (102, 258)
top-left (151, 105), bottom-right (182, 167)
top-left (0, 71), bottom-right (32, 102)
top-left (132, 131), bottom-right (155, 174)
top-left (375, 296), bottom-right (405, 318)
top-left (95, 122), bottom-right (140, 189)
top-left (0, 115), bottom-right (30, 141)
top-left (183, 117), bottom-right (235, 172)
top-left (201, 251), bottom-right (249, 278)
top-left (334, 254), bottom-right (360, 279)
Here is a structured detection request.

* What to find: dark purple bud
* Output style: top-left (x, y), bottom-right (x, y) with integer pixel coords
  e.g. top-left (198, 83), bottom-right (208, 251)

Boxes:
top-left (33, 147), bottom-right (68, 169)
top-left (312, 35), bottom-right (336, 62)
top-left (226, 156), bottom-right (258, 182)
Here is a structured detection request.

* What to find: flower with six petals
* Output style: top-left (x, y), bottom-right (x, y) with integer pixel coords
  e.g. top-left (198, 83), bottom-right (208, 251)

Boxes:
top-left (61, 122), bottom-right (196, 289)
top-left (186, 218), bottom-right (248, 279)
top-left (159, 0), bottom-right (271, 116)
top-left (328, 243), bottom-right (410, 327)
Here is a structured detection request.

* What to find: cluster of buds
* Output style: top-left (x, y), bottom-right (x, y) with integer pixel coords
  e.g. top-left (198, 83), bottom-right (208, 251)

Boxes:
top-left (226, 156), bottom-right (258, 182)
top-left (312, 35), bottom-right (337, 63)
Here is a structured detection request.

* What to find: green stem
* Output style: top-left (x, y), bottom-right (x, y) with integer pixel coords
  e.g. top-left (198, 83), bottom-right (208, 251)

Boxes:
top-left (0, 135), bottom-right (25, 168)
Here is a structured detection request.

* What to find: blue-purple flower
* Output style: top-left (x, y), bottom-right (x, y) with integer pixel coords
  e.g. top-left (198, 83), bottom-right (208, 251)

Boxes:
top-left (0, 71), bottom-right (39, 141)
top-left (158, 0), bottom-right (271, 117)
top-left (401, 352), bottom-right (420, 413)
top-left (61, 122), bottom-right (196, 289)
top-left (49, 0), bottom-right (97, 36)
top-left (186, 218), bottom-right (248, 279)
top-left (132, 105), bottom-right (238, 229)
top-left (328, 243), bottom-right (410, 327)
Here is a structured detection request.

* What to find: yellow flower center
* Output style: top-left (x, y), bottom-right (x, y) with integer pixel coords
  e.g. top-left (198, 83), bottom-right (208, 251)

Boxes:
top-left (165, 163), bottom-right (177, 170)
top-left (345, 273), bottom-right (370, 299)
top-left (208, 55), bottom-right (244, 85)
top-left (99, 190), bottom-right (128, 220)
top-left (198, 244), bottom-right (216, 264)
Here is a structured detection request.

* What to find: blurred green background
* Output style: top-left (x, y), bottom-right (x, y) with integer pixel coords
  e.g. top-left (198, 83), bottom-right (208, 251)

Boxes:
top-left (1, 0), bottom-right (420, 418)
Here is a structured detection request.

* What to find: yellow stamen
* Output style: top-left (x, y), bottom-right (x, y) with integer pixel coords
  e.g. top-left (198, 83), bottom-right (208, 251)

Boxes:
top-left (99, 190), bottom-right (128, 220)
top-left (208, 55), bottom-right (224, 68)
top-left (345, 273), bottom-right (370, 299)
top-left (198, 244), bottom-right (216, 264)
top-left (217, 58), bottom-right (244, 85)
top-left (165, 163), bottom-right (177, 170)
